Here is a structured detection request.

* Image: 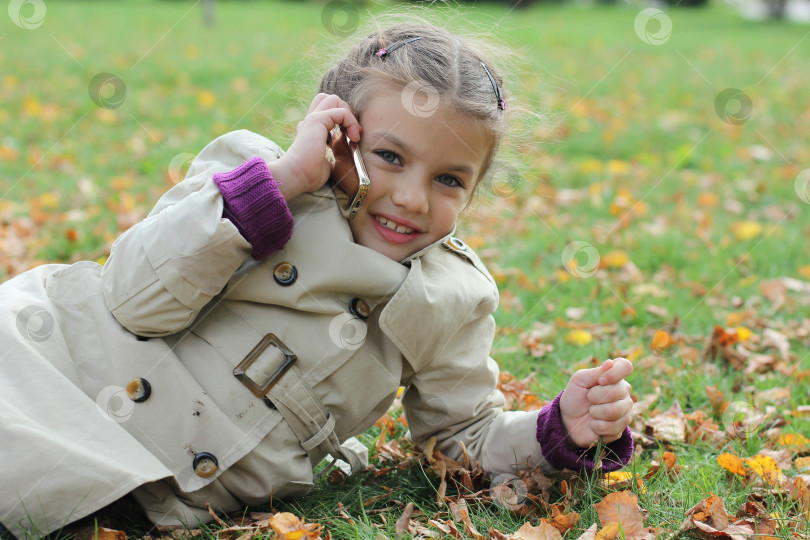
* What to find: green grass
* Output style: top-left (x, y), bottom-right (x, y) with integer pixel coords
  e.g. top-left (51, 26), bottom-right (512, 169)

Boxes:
top-left (2, 0), bottom-right (809, 538)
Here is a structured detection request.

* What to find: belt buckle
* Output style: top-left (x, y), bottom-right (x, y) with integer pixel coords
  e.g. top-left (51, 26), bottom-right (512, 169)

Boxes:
top-left (233, 333), bottom-right (297, 398)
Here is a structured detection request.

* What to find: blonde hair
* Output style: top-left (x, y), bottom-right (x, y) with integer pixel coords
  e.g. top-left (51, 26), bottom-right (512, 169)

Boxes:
top-left (316, 14), bottom-right (510, 186)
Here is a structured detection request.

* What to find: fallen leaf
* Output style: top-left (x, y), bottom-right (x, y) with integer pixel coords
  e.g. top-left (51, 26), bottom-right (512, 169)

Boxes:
top-left (593, 491), bottom-right (644, 537)
top-left (269, 512), bottom-right (322, 540)
top-left (574, 523), bottom-right (598, 540)
top-left (718, 453), bottom-right (747, 476)
top-left (395, 502), bottom-right (414, 537)
top-left (511, 521), bottom-right (562, 540)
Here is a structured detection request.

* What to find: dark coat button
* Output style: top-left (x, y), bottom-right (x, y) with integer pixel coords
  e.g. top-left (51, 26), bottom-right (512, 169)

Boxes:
top-left (349, 298), bottom-right (370, 320)
top-left (193, 452), bottom-right (218, 478)
top-left (273, 262), bottom-right (297, 286)
top-left (126, 378), bottom-right (151, 402)
top-left (263, 397), bottom-right (277, 410)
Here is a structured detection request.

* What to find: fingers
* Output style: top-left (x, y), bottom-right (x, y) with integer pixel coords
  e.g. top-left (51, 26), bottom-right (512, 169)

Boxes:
top-left (586, 380), bottom-right (632, 405)
top-left (588, 409), bottom-right (633, 441)
top-left (304, 93), bottom-right (362, 142)
top-left (596, 357), bottom-right (633, 386)
top-left (569, 361), bottom-right (611, 389)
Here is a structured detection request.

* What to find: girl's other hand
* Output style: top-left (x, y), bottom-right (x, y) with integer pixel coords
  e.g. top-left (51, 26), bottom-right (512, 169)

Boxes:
top-left (559, 358), bottom-right (633, 448)
top-left (268, 93), bottom-right (362, 202)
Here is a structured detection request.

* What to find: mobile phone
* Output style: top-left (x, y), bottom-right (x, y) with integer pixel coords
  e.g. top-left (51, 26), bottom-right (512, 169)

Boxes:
top-left (340, 134), bottom-right (371, 219)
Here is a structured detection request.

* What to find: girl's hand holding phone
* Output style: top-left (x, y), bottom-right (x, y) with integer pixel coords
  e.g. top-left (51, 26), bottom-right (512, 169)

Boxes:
top-left (559, 358), bottom-right (633, 448)
top-left (268, 93), bottom-right (362, 202)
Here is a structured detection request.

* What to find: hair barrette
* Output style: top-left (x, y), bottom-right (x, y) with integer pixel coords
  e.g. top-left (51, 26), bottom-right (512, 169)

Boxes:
top-left (481, 61), bottom-right (506, 111)
top-left (375, 36), bottom-right (423, 58)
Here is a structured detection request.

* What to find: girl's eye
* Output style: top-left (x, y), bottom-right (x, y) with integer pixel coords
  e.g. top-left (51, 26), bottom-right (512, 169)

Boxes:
top-left (436, 174), bottom-right (463, 188)
top-left (374, 150), bottom-right (401, 166)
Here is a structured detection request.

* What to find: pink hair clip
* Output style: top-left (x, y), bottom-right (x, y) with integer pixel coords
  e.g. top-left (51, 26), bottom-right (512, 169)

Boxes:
top-left (374, 36), bottom-right (422, 58)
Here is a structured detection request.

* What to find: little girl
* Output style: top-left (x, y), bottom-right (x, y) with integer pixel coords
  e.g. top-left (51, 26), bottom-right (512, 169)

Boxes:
top-left (0, 19), bottom-right (634, 538)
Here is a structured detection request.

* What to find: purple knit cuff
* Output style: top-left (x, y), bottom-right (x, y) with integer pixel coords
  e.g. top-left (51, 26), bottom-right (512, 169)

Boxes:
top-left (535, 392), bottom-right (634, 473)
top-left (213, 156), bottom-right (294, 261)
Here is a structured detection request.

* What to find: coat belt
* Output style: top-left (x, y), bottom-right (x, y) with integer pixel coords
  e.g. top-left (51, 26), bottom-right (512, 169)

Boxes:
top-left (188, 303), bottom-right (366, 474)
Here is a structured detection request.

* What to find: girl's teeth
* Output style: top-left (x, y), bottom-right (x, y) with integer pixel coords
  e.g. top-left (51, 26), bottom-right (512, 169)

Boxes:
top-left (377, 216), bottom-right (414, 234)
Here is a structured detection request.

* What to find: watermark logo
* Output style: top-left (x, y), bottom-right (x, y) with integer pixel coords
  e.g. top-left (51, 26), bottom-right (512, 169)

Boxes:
top-left (412, 395), bottom-right (447, 430)
top-left (721, 400), bottom-right (761, 440)
top-left (88, 73), bottom-right (127, 110)
top-left (16, 305), bottom-right (54, 342)
top-left (561, 241), bottom-right (601, 278)
top-left (634, 8), bottom-right (673, 46)
top-left (95, 385), bottom-right (135, 423)
top-left (328, 313), bottom-right (367, 351)
top-left (489, 473), bottom-right (528, 511)
top-left (400, 80), bottom-right (441, 118)
top-left (485, 161), bottom-right (522, 198)
top-left (8, 0), bottom-right (46, 29)
top-left (714, 88), bottom-right (752, 125)
top-left (167, 152), bottom-right (196, 184)
top-left (642, 321), bottom-right (680, 357)
top-left (321, 0), bottom-right (360, 38)
top-left (794, 168), bottom-right (810, 204)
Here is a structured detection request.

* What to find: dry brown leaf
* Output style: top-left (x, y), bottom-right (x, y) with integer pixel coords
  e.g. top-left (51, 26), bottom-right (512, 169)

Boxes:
top-left (269, 512), bottom-right (322, 540)
top-left (511, 521), bottom-right (563, 540)
top-left (593, 491), bottom-right (644, 538)
top-left (688, 518), bottom-right (755, 539)
top-left (573, 523), bottom-right (598, 540)
top-left (92, 528), bottom-right (126, 540)
top-left (644, 400), bottom-right (686, 443)
top-left (395, 502), bottom-right (414, 538)
top-left (550, 511), bottom-right (580, 534)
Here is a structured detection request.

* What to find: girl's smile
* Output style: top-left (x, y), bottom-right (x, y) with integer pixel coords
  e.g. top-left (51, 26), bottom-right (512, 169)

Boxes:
top-left (346, 84), bottom-right (493, 262)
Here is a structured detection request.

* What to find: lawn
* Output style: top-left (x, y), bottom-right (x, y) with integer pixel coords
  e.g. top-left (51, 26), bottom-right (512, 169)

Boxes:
top-left (1, 0), bottom-right (809, 538)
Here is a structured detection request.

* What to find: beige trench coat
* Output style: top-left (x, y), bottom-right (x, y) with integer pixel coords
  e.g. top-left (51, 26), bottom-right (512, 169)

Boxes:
top-left (0, 130), bottom-right (551, 538)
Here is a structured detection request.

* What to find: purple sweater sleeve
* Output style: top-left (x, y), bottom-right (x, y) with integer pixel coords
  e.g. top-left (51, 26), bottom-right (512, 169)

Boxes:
top-left (212, 156), bottom-right (294, 261)
top-left (536, 392), bottom-right (633, 472)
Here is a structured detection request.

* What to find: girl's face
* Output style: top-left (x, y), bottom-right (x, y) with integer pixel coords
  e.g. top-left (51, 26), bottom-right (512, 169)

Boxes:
top-left (346, 85), bottom-right (493, 262)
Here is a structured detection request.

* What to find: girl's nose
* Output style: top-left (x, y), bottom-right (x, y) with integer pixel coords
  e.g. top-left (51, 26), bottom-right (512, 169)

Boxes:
top-left (391, 174), bottom-right (429, 215)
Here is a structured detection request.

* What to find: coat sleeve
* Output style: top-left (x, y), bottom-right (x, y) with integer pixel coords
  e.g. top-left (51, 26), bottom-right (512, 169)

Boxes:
top-left (400, 297), bottom-right (555, 476)
top-left (399, 250), bottom-right (632, 476)
top-left (100, 130), bottom-right (286, 337)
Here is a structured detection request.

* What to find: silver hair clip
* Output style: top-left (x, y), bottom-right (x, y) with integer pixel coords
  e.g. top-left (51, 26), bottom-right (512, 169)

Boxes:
top-left (480, 61), bottom-right (506, 111)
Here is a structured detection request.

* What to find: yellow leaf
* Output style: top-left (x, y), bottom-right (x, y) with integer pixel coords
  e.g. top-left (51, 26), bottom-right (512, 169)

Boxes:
top-left (717, 453), bottom-right (746, 476)
top-left (604, 471), bottom-right (646, 493)
top-left (579, 159), bottom-right (603, 174)
top-left (39, 192), bottom-right (59, 209)
top-left (600, 251), bottom-right (629, 269)
top-left (745, 454), bottom-right (784, 485)
top-left (2, 74), bottom-right (18, 89)
top-left (183, 44), bottom-right (200, 60)
top-left (777, 433), bottom-right (809, 449)
top-left (731, 221), bottom-right (763, 240)
top-left (735, 326), bottom-right (752, 341)
top-left (565, 330), bottom-right (593, 346)
top-left (799, 265), bottom-right (810, 280)
top-left (198, 90), bottom-right (217, 107)
top-left (607, 160), bottom-right (630, 175)
top-left (594, 522), bottom-right (620, 540)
